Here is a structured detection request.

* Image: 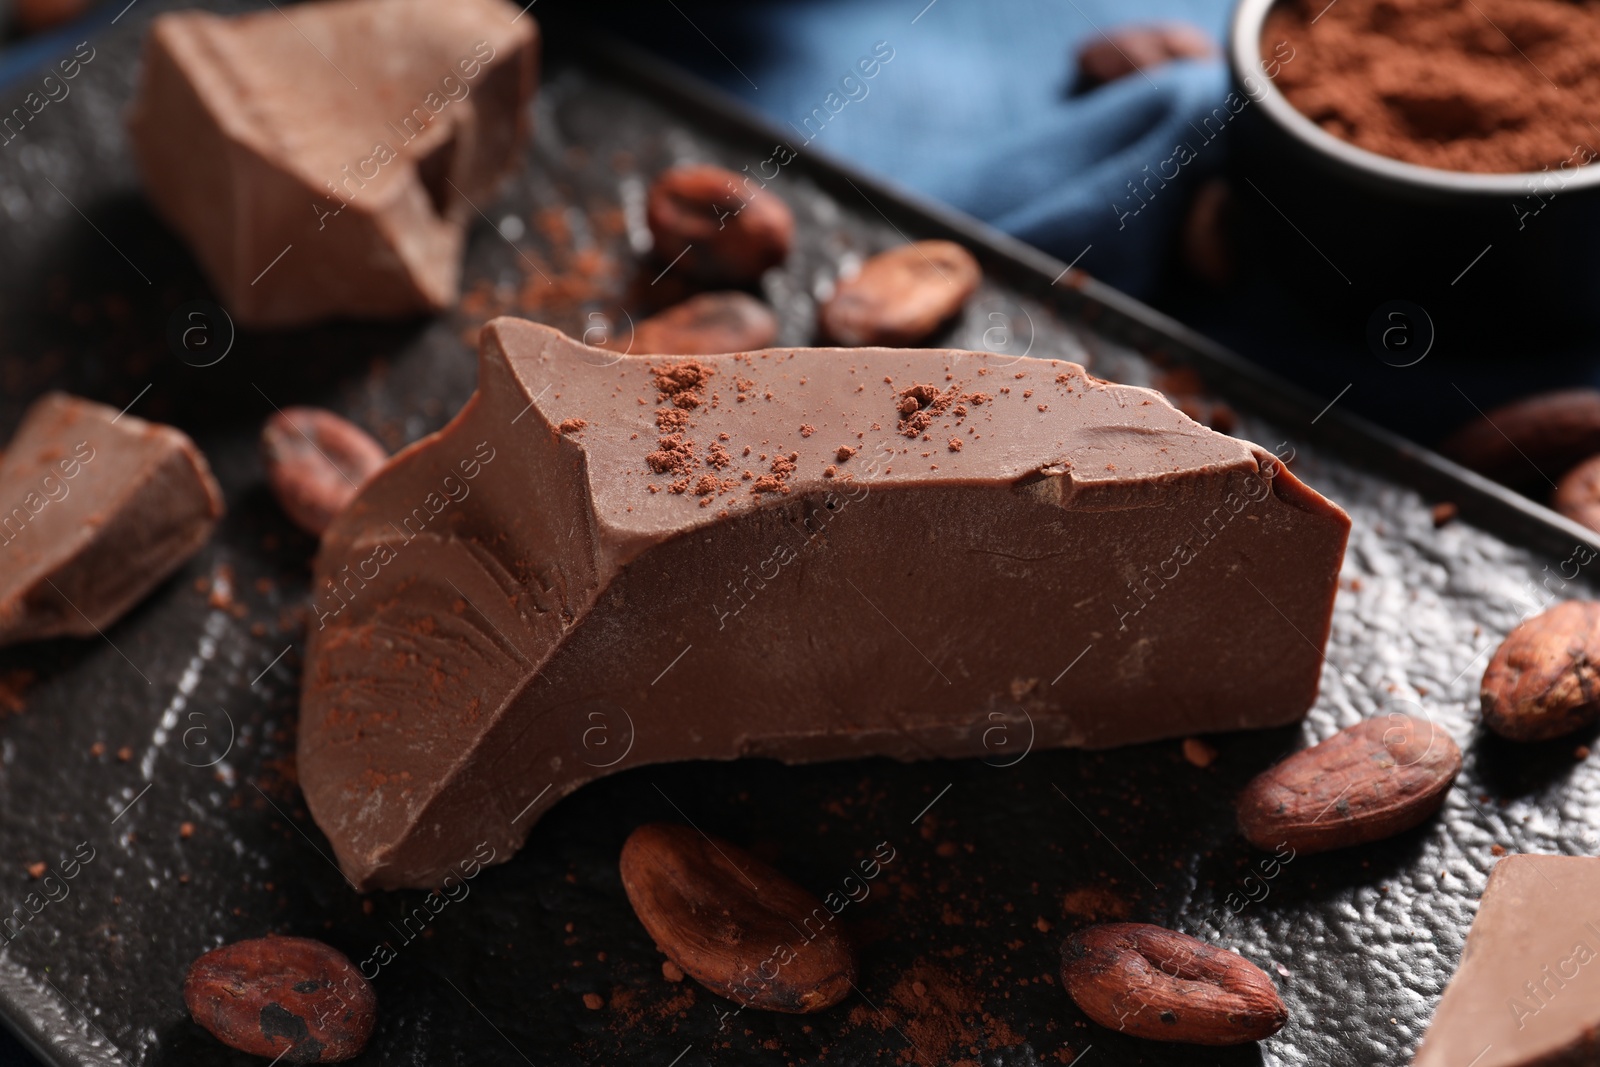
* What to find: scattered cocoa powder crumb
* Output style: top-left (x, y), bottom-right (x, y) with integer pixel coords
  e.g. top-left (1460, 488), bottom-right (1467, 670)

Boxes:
top-left (646, 435), bottom-right (696, 475)
top-left (948, 438), bottom-right (963, 452)
top-left (750, 475), bottom-right (789, 494)
top-left (1431, 502), bottom-right (1458, 527)
top-left (651, 360), bottom-right (713, 409)
top-left (1023, 390), bottom-right (1033, 398)
top-left (1182, 737), bottom-right (1218, 767)
top-left (207, 565), bottom-right (235, 610)
top-left (180, 822), bottom-right (195, 839)
top-left (693, 475), bottom-right (719, 496)
top-left (1056, 373), bottom-right (1072, 384)
top-left (558, 418), bottom-right (587, 435)
top-left (1578, 745), bottom-right (1592, 760)
top-left (800, 424), bottom-right (815, 437)
top-left (116, 746), bottom-right (132, 762)
top-left (1061, 886), bottom-right (1132, 921)
top-left (1490, 844), bottom-right (1507, 856)
top-left (706, 443), bottom-right (731, 469)
top-left (662, 961), bottom-right (684, 983)
top-left (582, 992), bottom-right (604, 1010)
top-left (1035, 916), bottom-right (1053, 933)
top-left (25, 862), bottom-right (45, 880)
top-left (824, 465), bottom-right (837, 478)
top-left (90, 742), bottom-right (105, 758)
top-left (836, 445), bottom-right (856, 461)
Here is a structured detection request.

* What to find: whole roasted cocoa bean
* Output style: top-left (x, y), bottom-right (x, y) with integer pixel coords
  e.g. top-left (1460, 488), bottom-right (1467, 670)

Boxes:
top-left (1481, 601), bottom-right (1600, 740)
top-left (1440, 389), bottom-right (1600, 490)
top-left (647, 164), bottom-right (794, 283)
top-left (1181, 178), bottom-right (1236, 288)
top-left (1060, 923), bottom-right (1286, 1045)
top-left (1076, 23), bottom-right (1217, 90)
top-left (1236, 715), bottom-right (1461, 853)
top-left (611, 292), bottom-right (778, 355)
top-left (820, 240), bottom-right (981, 347)
top-left (619, 823), bottom-right (855, 1013)
top-left (1553, 454), bottom-right (1600, 532)
top-left (184, 935), bottom-right (376, 1062)
top-left (261, 408), bottom-right (388, 537)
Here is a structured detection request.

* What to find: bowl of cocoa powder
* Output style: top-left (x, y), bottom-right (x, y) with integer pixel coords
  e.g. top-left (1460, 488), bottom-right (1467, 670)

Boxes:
top-left (1228, 0), bottom-right (1600, 337)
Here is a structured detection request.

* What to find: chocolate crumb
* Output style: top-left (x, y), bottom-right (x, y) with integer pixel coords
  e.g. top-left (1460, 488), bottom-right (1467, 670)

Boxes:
top-left (558, 418), bottom-right (587, 435)
top-left (1181, 737), bottom-right (1217, 767)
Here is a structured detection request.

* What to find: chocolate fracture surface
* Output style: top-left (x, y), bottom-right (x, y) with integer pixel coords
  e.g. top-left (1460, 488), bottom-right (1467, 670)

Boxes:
top-left (1413, 855), bottom-right (1600, 1067)
top-left (127, 0), bottom-right (537, 327)
top-left (0, 393), bottom-right (223, 648)
top-left (299, 319), bottom-right (1350, 889)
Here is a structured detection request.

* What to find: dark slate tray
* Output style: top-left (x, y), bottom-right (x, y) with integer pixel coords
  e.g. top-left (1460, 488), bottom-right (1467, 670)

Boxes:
top-left (3, 6), bottom-right (1599, 1066)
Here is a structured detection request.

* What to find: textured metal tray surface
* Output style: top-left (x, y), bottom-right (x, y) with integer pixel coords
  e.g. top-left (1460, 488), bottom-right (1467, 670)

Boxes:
top-left (2, 6), bottom-right (1599, 1066)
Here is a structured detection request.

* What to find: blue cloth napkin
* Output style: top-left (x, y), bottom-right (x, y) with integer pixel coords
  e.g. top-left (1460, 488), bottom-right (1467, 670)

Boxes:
top-left (609, 0), bottom-right (1238, 297)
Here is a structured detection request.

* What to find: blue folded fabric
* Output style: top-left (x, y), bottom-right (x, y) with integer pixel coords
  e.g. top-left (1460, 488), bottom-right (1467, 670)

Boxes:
top-left (609, 0), bottom-right (1237, 296)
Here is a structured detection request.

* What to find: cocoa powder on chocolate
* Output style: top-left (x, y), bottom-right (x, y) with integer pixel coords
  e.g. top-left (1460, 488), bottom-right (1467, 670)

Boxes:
top-left (1267, 0), bottom-right (1600, 173)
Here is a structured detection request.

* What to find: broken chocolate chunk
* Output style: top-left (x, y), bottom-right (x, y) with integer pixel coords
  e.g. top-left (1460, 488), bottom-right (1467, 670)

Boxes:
top-left (298, 318), bottom-right (1349, 889)
top-left (0, 393), bottom-right (223, 648)
top-left (1413, 854), bottom-right (1600, 1067)
top-left (127, 0), bottom-right (537, 327)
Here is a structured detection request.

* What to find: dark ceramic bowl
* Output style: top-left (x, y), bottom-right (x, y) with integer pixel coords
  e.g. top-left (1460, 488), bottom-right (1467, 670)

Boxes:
top-left (1227, 0), bottom-right (1600, 343)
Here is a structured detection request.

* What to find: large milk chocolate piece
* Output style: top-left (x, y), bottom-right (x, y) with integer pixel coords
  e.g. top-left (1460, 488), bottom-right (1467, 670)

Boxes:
top-left (0, 393), bottom-right (223, 647)
top-left (127, 0), bottom-right (536, 328)
top-left (300, 320), bottom-right (1350, 889)
top-left (1414, 855), bottom-right (1600, 1067)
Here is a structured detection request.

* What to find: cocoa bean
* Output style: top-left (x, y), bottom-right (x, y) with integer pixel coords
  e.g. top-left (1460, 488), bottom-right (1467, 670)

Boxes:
top-left (184, 935), bottom-right (376, 1062)
top-left (1060, 923), bottom-right (1285, 1045)
top-left (820, 241), bottom-right (981, 347)
top-left (1236, 715), bottom-right (1461, 853)
top-left (1075, 24), bottom-right (1217, 90)
top-left (647, 165), bottom-right (794, 284)
top-left (619, 823), bottom-right (855, 1013)
top-left (611, 292), bottom-right (778, 355)
top-left (1481, 601), bottom-right (1600, 740)
top-left (1553, 454), bottom-right (1600, 532)
top-left (1439, 389), bottom-right (1600, 489)
top-left (261, 408), bottom-right (388, 537)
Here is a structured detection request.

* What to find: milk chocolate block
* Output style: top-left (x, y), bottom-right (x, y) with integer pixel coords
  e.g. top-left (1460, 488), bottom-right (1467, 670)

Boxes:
top-left (127, 0), bottom-right (536, 328)
top-left (1414, 855), bottom-right (1600, 1067)
top-left (300, 320), bottom-right (1349, 889)
top-left (0, 393), bottom-right (223, 648)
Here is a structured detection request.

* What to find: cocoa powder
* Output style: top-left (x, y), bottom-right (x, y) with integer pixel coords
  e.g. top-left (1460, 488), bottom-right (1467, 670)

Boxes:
top-left (1267, 0), bottom-right (1600, 173)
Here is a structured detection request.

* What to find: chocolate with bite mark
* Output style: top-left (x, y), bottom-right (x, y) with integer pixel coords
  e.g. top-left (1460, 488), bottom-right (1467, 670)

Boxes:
top-left (0, 393), bottom-right (223, 648)
top-left (298, 319), bottom-right (1349, 889)
top-left (127, 0), bottom-right (536, 327)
